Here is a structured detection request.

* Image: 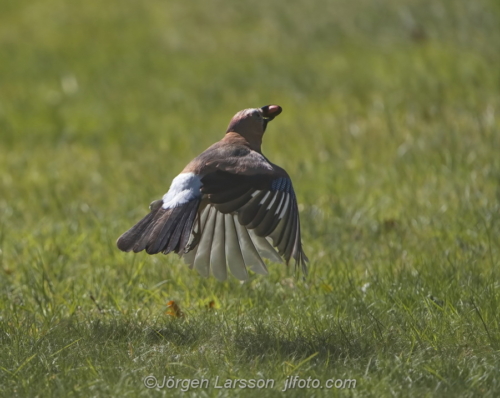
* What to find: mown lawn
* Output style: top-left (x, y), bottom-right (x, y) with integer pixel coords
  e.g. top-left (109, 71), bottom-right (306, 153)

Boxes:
top-left (1, 0), bottom-right (500, 396)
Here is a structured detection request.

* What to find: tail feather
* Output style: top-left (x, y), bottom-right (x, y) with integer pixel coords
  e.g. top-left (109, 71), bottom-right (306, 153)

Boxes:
top-left (119, 198), bottom-right (292, 281)
top-left (116, 199), bottom-right (201, 255)
top-left (183, 203), bottom-right (211, 268)
top-left (145, 207), bottom-right (181, 254)
top-left (178, 200), bottom-right (199, 253)
top-left (162, 204), bottom-right (193, 253)
top-left (116, 207), bottom-right (161, 252)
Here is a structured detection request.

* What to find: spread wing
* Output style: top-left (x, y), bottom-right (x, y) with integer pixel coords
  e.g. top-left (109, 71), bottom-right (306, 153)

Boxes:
top-left (116, 169), bottom-right (308, 280)
top-left (182, 170), bottom-right (308, 279)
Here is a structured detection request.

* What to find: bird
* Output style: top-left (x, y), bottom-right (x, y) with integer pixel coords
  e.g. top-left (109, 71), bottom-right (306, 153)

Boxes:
top-left (116, 105), bottom-right (308, 281)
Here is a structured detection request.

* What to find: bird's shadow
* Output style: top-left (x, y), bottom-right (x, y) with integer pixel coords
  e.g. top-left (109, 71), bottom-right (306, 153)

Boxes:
top-left (146, 316), bottom-right (371, 367)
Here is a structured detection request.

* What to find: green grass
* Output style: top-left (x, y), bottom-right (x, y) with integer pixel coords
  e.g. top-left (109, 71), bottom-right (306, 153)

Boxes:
top-left (1, 0), bottom-right (500, 396)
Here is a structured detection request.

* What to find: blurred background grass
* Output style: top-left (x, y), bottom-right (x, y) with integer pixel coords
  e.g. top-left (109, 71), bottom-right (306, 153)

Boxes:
top-left (1, 0), bottom-right (500, 396)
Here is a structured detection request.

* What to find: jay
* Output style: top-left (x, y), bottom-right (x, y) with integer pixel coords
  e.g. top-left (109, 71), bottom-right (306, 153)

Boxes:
top-left (117, 105), bottom-right (308, 280)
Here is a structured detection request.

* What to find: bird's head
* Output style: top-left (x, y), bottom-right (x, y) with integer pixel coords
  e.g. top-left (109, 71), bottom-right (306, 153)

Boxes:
top-left (226, 105), bottom-right (282, 146)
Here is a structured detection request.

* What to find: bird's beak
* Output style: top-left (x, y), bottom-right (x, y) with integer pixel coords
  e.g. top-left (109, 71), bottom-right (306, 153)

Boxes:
top-left (261, 105), bottom-right (282, 131)
top-left (261, 105), bottom-right (282, 121)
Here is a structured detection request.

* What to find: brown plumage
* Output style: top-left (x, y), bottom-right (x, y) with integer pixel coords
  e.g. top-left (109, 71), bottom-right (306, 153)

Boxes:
top-left (117, 105), bottom-right (308, 280)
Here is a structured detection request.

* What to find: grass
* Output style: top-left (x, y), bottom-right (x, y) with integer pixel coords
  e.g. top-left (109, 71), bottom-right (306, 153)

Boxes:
top-left (1, 0), bottom-right (500, 396)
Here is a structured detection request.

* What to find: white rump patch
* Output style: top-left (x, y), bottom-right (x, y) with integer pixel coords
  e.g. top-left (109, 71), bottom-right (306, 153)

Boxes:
top-left (162, 172), bottom-right (202, 209)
